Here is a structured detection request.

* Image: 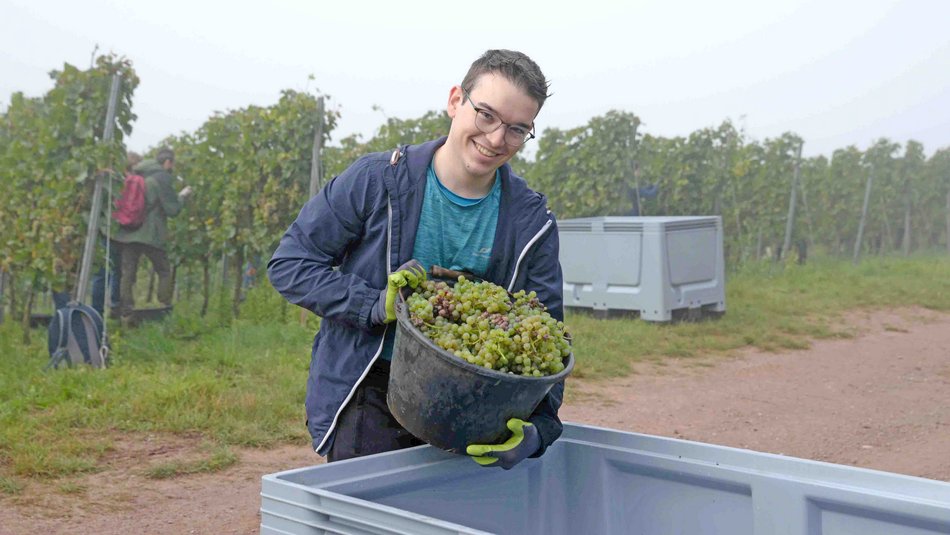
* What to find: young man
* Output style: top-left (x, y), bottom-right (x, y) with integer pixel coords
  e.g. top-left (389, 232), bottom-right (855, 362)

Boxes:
top-left (268, 50), bottom-right (564, 469)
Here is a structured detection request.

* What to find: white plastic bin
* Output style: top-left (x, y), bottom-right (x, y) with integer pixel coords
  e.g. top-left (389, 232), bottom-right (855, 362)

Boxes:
top-left (559, 216), bottom-right (726, 321)
top-left (260, 423), bottom-right (950, 534)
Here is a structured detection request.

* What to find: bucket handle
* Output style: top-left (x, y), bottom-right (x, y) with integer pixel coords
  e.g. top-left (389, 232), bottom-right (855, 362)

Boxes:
top-left (429, 265), bottom-right (480, 282)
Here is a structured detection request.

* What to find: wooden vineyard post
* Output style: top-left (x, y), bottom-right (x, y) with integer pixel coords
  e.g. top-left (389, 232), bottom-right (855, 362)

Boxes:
top-left (628, 120), bottom-right (641, 216)
top-left (0, 268), bottom-right (5, 324)
top-left (756, 228), bottom-right (763, 260)
top-left (853, 165), bottom-right (874, 265)
top-left (8, 272), bottom-right (15, 322)
top-left (724, 130), bottom-right (745, 263)
top-left (171, 264), bottom-right (179, 304)
top-left (781, 141), bottom-right (803, 262)
top-left (308, 96), bottom-right (325, 200)
top-left (20, 286), bottom-right (34, 345)
top-left (231, 247), bottom-right (244, 318)
top-left (902, 168), bottom-right (912, 257)
top-left (201, 258), bottom-right (211, 317)
top-left (302, 98), bottom-right (325, 326)
top-left (798, 170), bottom-right (816, 256)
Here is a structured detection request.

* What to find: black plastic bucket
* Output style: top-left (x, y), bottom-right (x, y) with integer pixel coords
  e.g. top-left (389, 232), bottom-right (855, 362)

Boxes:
top-left (387, 290), bottom-right (574, 454)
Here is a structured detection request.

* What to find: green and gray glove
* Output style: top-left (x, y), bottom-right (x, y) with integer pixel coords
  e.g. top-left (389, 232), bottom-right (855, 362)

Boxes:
top-left (371, 259), bottom-right (426, 325)
top-left (466, 418), bottom-right (540, 470)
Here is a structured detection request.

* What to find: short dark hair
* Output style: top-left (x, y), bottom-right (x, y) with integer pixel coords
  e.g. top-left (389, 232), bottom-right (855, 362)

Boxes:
top-left (460, 50), bottom-right (551, 111)
top-left (156, 147), bottom-right (174, 165)
top-left (126, 151), bottom-right (143, 173)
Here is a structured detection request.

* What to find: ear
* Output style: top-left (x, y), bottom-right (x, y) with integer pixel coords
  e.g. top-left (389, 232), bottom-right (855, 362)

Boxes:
top-left (446, 85), bottom-right (464, 119)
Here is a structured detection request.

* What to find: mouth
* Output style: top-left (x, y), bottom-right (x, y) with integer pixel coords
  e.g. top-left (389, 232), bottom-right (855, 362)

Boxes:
top-left (473, 141), bottom-right (501, 158)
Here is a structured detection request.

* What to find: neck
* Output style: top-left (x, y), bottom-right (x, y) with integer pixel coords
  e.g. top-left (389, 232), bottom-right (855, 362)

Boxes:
top-left (432, 147), bottom-right (496, 198)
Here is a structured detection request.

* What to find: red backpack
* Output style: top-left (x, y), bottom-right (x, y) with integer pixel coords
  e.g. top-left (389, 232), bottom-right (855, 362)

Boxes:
top-left (112, 173), bottom-right (147, 229)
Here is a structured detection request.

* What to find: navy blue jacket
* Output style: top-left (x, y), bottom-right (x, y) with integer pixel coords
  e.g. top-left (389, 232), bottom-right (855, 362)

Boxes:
top-left (268, 137), bottom-right (565, 456)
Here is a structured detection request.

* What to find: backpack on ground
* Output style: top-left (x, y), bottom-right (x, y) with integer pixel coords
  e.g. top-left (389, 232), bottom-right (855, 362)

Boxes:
top-left (112, 173), bottom-right (147, 229)
top-left (46, 302), bottom-right (109, 370)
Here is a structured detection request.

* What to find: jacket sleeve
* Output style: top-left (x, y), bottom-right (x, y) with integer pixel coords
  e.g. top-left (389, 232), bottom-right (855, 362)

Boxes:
top-left (523, 217), bottom-right (567, 457)
top-left (267, 158), bottom-right (382, 331)
top-left (155, 172), bottom-right (183, 217)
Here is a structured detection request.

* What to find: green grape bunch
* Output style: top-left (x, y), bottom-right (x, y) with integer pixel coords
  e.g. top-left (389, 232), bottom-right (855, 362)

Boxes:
top-left (404, 276), bottom-right (571, 377)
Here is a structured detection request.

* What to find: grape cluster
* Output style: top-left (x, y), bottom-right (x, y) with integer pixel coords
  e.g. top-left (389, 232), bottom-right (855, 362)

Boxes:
top-left (405, 276), bottom-right (571, 377)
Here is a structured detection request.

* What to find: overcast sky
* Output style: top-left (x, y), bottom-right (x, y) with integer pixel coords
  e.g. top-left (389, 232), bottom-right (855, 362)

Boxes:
top-left (2, 0), bottom-right (948, 158)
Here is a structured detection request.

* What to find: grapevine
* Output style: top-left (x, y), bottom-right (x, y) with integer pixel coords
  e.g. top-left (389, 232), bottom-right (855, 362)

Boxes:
top-left (405, 276), bottom-right (571, 377)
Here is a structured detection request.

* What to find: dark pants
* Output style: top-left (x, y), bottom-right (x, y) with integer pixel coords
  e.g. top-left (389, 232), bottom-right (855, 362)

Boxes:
top-left (91, 240), bottom-right (122, 316)
top-left (119, 242), bottom-right (172, 317)
top-left (53, 290), bottom-right (71, 311)
top-left (326, 359), bottom-right (424, 463)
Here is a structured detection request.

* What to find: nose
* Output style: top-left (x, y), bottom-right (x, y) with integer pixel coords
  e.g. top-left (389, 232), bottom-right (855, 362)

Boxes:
top-left (485, 125), bottom-right (508, 148)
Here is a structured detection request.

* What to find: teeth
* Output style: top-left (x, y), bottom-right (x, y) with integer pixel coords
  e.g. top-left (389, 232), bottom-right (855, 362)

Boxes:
top-left (474, 143), bottom-right (498, 157)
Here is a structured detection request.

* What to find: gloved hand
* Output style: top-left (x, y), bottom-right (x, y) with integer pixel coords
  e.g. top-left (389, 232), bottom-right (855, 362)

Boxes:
top-left (370, 259), bottom-right (426, 325)
top-left (466, 418), bottom-right (540, 470)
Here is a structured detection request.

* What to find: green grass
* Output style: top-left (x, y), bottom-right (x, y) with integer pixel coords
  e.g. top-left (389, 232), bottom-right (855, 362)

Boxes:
top-left (0, 284), bottom-right (313, 481)
top-left (57, 481), bottom-right (87, 495)
top-left (144, 445), bottom-right (238, 479)
top-left (2, 254), bottom-right (950, 481)
top-left (0, 475), bottom-right (25, 495)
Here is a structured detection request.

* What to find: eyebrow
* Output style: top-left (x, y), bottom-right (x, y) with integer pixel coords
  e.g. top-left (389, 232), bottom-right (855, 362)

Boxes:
top-left (474, 99), bottom-right (533, 129)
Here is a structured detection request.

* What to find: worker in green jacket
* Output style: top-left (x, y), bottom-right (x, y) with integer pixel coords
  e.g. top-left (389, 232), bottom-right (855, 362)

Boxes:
top-left (114, 147), bottom-right (192, 322)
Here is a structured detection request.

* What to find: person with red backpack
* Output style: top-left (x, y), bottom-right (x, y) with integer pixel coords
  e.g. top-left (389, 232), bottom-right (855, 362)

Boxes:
top-left (86, 151), bottom-right (144, 316)
top-left (112, 151), bottom-right (148, 230)
top-left (113, 147), bottom-right (192, 323)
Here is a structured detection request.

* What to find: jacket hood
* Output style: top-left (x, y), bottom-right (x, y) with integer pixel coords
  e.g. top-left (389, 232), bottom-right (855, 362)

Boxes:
top-left (134, 159), bottom-right (163, 176)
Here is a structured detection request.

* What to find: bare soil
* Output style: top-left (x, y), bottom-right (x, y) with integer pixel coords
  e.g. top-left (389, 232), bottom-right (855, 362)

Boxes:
top-left (2, 307), bottom-right (949, 534)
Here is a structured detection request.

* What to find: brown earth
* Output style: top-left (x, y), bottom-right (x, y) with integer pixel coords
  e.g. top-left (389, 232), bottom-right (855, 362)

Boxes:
top-left (2, 306), bottom-right (949, 534)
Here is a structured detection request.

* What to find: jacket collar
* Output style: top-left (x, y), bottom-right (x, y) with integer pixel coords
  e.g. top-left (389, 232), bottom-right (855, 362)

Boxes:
top-left (402, 136), bottom-right (516, 195)
top-left (405, 137), bottom-right (446, 185)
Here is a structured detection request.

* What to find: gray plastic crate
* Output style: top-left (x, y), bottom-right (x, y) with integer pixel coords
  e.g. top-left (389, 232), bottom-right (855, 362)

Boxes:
top-left (260, 423), bottom-right (950, 534)
top-left (559, 216), bottom-right (726, 321)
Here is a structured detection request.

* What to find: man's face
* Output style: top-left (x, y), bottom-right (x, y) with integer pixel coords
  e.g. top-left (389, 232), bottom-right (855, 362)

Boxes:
top-left (162, 158), bottom-right (174, 171)
top-left (444, 73), bottom-right (539, 182)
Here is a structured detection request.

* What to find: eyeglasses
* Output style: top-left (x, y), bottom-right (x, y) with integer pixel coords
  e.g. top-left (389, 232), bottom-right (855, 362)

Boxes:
top-left (461, 88), bottom-right (536, 147)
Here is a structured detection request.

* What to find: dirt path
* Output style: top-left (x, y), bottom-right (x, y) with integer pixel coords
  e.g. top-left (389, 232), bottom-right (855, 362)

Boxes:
top-left (560, 306), bottom-right (950, 481)
top-left (2, 307), bottom-right (949, 534)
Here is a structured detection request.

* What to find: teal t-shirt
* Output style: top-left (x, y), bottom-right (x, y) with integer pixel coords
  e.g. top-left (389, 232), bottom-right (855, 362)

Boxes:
top-left (381, 163), bottom-right (502, 360)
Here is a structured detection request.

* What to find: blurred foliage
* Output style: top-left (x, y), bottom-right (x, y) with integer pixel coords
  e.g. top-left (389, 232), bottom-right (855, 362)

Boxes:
top-left (0, 54), bottom-right (138, 327)
top-left (3, 57), bottom-right (949, 323)
top-left (163, 90), bottom-right (339, 313)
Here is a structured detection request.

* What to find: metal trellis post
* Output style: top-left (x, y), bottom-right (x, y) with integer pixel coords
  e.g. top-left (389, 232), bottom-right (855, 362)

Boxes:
top-left (75, 74), bottom-right (121, 304)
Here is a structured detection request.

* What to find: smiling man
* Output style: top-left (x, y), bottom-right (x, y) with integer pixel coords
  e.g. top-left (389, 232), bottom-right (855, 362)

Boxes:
top-left (268, 50), bottom-right (565, 469)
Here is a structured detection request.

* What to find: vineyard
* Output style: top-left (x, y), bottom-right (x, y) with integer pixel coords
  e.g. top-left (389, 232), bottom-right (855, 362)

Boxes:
top-left (1, 56), bottom-right (949, 327)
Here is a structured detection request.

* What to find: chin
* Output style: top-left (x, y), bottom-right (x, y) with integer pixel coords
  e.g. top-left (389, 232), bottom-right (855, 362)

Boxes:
top-left (468, 154), bottom-right (505, 175)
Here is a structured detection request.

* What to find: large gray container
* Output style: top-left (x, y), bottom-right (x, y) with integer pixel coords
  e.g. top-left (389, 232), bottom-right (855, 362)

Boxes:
top-left (559, 216), bottom-right (726, 321)
top-left (260, 423), bottom-right (950, 534)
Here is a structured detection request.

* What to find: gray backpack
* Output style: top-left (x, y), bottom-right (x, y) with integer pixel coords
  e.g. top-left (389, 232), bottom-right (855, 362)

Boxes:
top-left (46, 302), bottom-right (109, 370)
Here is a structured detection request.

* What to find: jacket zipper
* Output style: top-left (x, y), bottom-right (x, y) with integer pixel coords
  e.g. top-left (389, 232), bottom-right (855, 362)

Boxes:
top-left (507, 217), bottom-right (554, 293)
